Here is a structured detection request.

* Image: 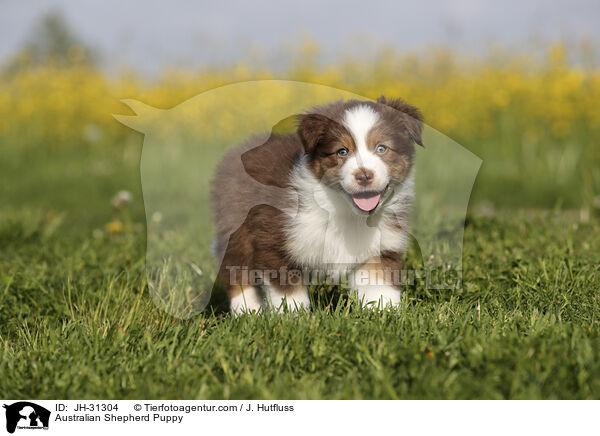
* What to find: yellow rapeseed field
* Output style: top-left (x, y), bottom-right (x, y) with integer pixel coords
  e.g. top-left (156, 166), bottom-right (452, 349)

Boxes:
top-left (2, 44), bottom-right (599, 144)
top-left (1, 44), bottom-right (599, 207)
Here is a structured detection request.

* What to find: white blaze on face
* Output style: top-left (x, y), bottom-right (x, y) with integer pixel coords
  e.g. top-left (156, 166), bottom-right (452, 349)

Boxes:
top-left (341, 105), bottom-right (389, 193)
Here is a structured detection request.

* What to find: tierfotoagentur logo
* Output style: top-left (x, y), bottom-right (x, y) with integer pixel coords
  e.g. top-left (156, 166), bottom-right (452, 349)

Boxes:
top-left (3, 402), bottom-right (50, 434)
top-left (114, 81), bottom-right (481, 317)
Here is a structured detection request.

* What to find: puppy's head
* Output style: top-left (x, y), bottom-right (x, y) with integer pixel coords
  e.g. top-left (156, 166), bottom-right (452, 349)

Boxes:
top-left (297, 96), bottom-right (423, 213)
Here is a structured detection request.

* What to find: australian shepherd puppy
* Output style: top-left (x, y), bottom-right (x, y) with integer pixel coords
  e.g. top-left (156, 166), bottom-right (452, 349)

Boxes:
top-left (211, 96), bottom-right (423, 315)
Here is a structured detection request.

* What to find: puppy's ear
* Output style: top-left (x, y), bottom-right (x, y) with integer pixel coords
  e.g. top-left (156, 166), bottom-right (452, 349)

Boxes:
top-left (297, 113), bottom-right (333, 154)
top-left (377, 95), bottom-right (424, 147)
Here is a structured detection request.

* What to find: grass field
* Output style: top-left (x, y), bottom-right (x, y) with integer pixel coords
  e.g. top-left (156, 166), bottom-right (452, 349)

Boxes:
top-left (1, 49), bottom-right (600, 399)
top-left (1, 139), bottom-right (600, 399)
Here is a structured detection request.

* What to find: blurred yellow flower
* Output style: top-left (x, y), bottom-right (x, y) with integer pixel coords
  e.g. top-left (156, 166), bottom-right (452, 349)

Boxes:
top-left (491, 89), bottom-right (510, 107)
top-left (105, 220), bottom-right (124, 233)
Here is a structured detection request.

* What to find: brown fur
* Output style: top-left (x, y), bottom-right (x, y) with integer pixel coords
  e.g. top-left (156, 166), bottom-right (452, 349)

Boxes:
top-left (211, 133), bottom-right (303, 297)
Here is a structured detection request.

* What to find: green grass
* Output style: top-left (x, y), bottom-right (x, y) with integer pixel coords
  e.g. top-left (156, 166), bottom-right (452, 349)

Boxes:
top-left (1, 134), bottom-right (600, 399)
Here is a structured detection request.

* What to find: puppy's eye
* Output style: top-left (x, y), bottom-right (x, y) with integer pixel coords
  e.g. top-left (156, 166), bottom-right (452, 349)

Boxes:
top-left (375, 144), bottom-right (387, 154)
top-left (337, 148), bottom-right (349, 157)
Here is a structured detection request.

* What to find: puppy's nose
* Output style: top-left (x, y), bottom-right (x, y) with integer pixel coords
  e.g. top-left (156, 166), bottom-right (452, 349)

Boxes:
top-left (353, 168), bottom-right (374, 186)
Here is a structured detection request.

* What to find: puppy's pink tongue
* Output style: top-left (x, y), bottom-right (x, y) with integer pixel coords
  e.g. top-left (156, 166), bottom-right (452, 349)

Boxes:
top-left (352, 193), bottom-right (381, 211)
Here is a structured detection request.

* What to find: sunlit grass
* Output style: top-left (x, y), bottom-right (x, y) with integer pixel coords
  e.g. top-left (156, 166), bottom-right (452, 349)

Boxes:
top-left (1, 207), bottom-right (599, 399)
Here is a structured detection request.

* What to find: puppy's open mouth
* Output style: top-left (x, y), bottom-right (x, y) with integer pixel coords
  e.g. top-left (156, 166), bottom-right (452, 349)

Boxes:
top-left (351, 192), bottom-right (382, 211)
top-left (345, 185), bottom-right (391, 213)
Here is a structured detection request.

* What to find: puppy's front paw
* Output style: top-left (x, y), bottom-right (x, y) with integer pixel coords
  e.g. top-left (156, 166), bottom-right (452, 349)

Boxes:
top-left (353, 285), bottom-right (401, 310)
top-left (265, 285), bottom-right (311, 313)
top-left (230, 286), bottom-right (264, 316)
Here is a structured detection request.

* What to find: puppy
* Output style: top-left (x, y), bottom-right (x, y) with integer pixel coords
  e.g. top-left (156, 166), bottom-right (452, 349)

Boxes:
top-left (211, 96), bottom-right (423, 315)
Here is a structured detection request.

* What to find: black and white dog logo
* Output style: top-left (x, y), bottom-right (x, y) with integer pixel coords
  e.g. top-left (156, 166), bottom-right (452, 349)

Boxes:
top-left (3, 402), bottom-right (50, 434)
